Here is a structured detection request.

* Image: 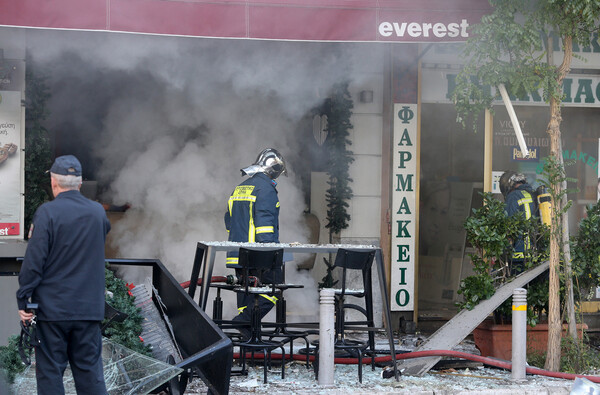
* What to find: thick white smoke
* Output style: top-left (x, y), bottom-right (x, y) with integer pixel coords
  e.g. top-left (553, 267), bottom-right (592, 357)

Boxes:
top-left (26, 29), bottom-right (363, 320)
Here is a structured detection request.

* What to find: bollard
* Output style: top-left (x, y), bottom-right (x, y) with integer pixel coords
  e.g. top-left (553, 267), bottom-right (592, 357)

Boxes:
top-left (318, 288), bottom-right (336, 386)
top-left (511, 287), bottom-right (527, 381)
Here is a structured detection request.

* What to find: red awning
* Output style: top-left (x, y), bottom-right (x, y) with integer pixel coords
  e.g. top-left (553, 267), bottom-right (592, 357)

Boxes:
top-left (0, 0), bottom-right (492, 42)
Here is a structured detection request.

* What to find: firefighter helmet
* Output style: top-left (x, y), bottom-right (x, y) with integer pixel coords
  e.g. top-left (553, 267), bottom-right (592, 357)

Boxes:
top-left (241, 148), bottom-right (287, 179)
top-left (499, 170), bottom-right (527, 198)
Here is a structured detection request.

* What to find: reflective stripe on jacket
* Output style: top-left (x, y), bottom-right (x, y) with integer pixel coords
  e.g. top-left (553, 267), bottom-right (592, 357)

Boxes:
top-left (505, 184), bottom-right (537, 261)
top-left (224, 172), bottom-right (280, 268)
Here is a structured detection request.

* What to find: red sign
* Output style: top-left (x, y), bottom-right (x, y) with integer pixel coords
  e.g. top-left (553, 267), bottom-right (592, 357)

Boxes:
top-left (0, 0), bottom-right (492, 42)
top-left (0, 223), bottom-right (20, 236)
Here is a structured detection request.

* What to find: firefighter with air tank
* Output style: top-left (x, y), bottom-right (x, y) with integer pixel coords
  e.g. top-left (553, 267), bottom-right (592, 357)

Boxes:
top-left (499, 170), bottom-right (551, 275)
top-left (224, 148), bottom-right (287, 339)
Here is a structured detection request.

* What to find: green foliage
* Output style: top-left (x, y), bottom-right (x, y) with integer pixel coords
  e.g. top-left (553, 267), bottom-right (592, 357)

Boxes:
top-left (571, 200), bottom-right (600, 295)
top-left (0, 335), bottom-right (27, 383)
top-left (452, 0), bottom-right (600, 130)
top-left (524, 277), bottom-right (551, 326)
top-left (452, 0), bottom-right (597, 360)
top-left (457, 192), bottom-right (550, 325)
top-left (24, 57), bottom-right (52, 235)
top-left (558, 336), bottom-right (600, 374)
top-left (104, 267), bottom-right (152, 356)
top-left (456, 271), bottom-right (496, 311)
top-left (463, 194), bottom-right (516, 263)
top-left (323, 81), bottom-right (354, 235)
top-left (527, 336), bottom-right (600, 374)
top-left (526, 345), bottom-right (546, 369)
top-left (458, 155), bottom-right (592, 328)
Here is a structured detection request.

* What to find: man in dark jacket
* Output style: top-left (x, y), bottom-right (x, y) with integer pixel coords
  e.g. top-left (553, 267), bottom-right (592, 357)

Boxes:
top-left (17, 155), bottom-right (111, 395)
top-left (224, 148), bottom-right (286, 337)
top-left (499, 170), bottom-right (538, 273)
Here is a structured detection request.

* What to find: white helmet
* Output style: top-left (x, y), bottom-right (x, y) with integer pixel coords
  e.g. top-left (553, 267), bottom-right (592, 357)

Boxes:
top-left (241, 148), bottom-right (287, 179)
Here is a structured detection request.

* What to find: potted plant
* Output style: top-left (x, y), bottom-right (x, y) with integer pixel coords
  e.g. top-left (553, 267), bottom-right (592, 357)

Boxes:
top-left (458, 192), bottom-right (558, 360)
top-left (459, 191), bottom-right (593, 361)
top-left (458, 192), bottom-right (549, 317)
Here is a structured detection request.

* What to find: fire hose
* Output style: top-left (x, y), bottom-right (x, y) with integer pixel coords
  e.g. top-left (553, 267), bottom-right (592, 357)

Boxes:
top-left (231, 349), bottom-right (600, 383)
top-left (178, 279), bottom-right (600, 383)
top-left (179, 276), bottom-right (230, 289)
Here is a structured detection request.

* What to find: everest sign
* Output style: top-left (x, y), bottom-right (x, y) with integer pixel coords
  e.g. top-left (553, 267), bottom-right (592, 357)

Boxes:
top-left (391, 104), bottom-right (418, 311)
top-left (379, 20), bottom-right (470, 40)
top-left (0, 1), bottom-right (491, 42)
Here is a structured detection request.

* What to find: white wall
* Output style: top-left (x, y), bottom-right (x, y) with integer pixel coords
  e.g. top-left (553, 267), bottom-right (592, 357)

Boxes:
top-left (309, 44), bottom-right (386, 326)
top-left (341, 45), bottom-right (384, 244)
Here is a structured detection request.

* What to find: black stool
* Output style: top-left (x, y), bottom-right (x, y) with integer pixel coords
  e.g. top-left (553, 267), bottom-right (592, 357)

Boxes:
top-left (313, 249), bottom-right (377, 383)
top-left (233, 247), bottom-right (287, 383)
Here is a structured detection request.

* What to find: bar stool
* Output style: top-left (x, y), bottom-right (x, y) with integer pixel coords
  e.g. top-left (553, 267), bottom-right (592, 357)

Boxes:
top-left (233, 247), bottom-right (287, 383)
top-left (313, 248), bottom-right (377, 383)
top-left (264, 274), bottom-right (313, 367)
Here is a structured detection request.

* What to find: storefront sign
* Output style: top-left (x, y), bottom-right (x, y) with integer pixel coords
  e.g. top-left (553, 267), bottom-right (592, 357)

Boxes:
top-left (378, 19), bottom-right (470, 40)
top-left (391, 103), bottom-right (418, 311)
top-left (422, 70), bottom-right (600, 108)
top-left (0, 91), bottom-right (23, 238)
top-left (536, 149), bottom-right (599, 175)
top-left (0, 223), bottom-right (19, 236)
top-left (0, 1), bottom-right (492, 43)
top-left (511, 146), bottom-right (539, 161)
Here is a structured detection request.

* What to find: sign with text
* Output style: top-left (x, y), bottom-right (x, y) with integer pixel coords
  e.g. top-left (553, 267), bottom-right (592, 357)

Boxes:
top-left (511, 146), bottom-right (539, 161)
top-left (0, 223), bottom-right (19, 235)
top-left (0, 91), bottom-right (23, 238)
top-left (391, 104), bottom-right (418, 311)
top-left (0, 1), bottom-right (491, 43)
top-left (422, 70), bottom-right (600, 108)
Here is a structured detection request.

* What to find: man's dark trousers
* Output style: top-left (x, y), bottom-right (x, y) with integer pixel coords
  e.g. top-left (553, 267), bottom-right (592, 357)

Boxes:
top-left (35, 320), bottom-right (106, 395)
top-left (234, 266), bottom-right (283, 322)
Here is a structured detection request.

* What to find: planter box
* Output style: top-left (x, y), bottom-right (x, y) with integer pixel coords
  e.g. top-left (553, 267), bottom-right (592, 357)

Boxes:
top-left (472, 321), bottom-right (588, 360)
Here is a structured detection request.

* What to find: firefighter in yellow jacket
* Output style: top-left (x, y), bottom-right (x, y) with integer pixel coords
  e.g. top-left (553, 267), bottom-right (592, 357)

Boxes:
top-left (224, 148), bottom-right (287, 338)
top-left (499, 171), bottom-right (539, 274)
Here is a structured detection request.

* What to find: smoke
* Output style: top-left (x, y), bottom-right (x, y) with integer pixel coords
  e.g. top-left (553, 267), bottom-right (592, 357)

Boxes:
top-left (25, 29), bottom-right (364, 319)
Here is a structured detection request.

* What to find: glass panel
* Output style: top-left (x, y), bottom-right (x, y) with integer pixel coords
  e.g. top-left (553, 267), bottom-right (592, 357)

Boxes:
top-left (418, 103), bottom-right (485, 311)
top-left (12, 337), bottom-right (182, 395)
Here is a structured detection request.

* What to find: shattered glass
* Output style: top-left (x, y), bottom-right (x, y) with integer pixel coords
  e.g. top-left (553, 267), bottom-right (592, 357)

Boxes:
top-left (12, 337), bottom-right (182, 395)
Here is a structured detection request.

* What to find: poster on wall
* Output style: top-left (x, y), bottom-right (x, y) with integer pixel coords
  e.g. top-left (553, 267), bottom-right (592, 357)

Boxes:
top-left (0, 91), bottom-right (23, 237)
top-left (492, 171), bottom-right (503, 194)
top-left (391, 103), bottom-right (418, 311)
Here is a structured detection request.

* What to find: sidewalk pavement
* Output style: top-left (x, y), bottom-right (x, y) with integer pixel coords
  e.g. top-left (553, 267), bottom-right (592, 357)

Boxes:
top-left (184, 334), bottom-right (586, 395)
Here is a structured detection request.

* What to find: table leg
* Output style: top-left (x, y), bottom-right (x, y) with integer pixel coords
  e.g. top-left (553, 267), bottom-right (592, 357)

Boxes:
top-left (376, 249), bottom-right (399, 380)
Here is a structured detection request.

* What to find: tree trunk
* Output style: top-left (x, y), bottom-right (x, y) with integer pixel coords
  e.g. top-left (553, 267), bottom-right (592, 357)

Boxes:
top-left (559, 136), bottom-right (577, 340)
top-left (543, 35), bottom-right (573, 372)
top-left (545, 126), bottom-right (562, 372)
top-left (547, 50), bottom-right (577, 341)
